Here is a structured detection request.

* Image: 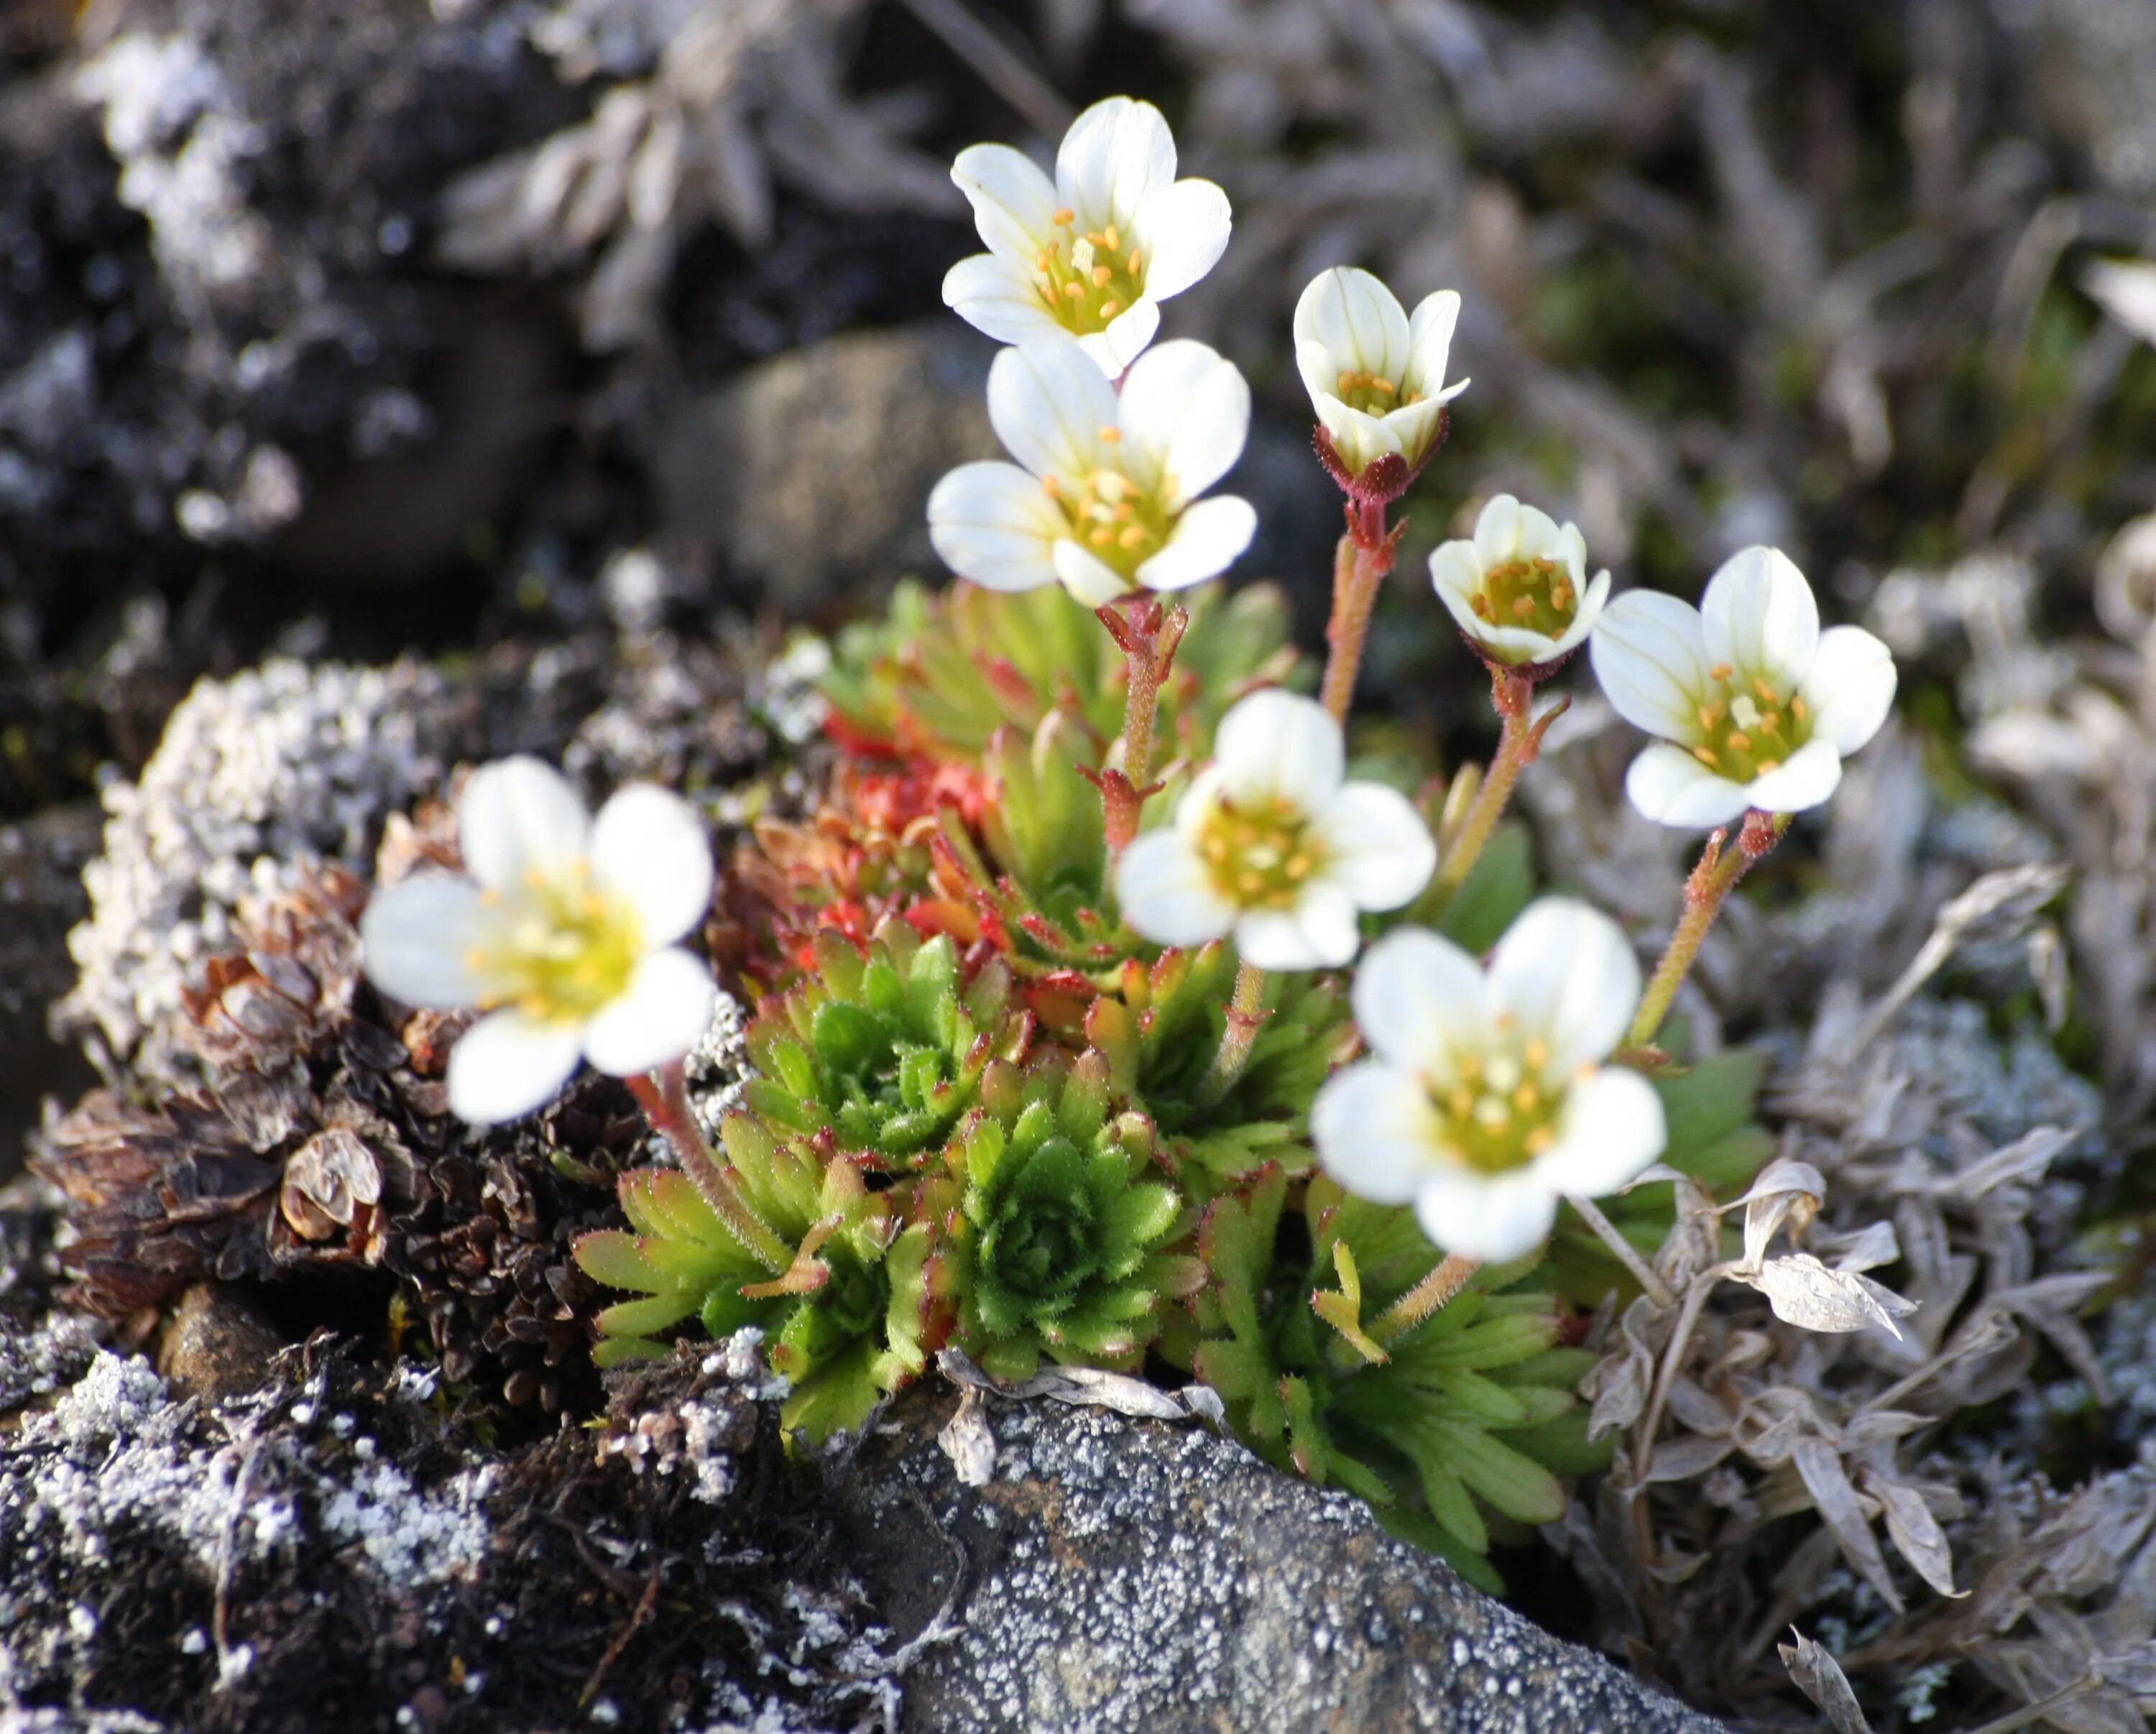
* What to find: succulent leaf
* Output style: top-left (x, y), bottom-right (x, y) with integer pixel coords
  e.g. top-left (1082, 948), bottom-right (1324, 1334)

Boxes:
top-left (939, 1053), bottom-right (1191, 1382)
top-left (745, 923), bottom-right (1029, 1168)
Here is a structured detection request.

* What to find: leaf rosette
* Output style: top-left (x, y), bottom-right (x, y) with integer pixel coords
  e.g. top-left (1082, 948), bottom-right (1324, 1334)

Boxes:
top-left (573, 1113), bottom-right (938, 1439)
top-left (745, 923), bottom-right (1032, 1167)
top-left (931, 1051), bottom-right (1202, 1381)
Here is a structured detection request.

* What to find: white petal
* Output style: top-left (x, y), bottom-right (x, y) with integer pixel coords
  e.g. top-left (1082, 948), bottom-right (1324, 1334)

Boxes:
top-left (941, 253), bottom-right (1064, 348)
top-left (1132, 177), bottom-right (1230, 300)
top-left (1210, 688), bottom-right (1343, 811)
top-left (1799, 625), bottom-right (1897, 755)
top-left (950, 143), bottom-right (1059, 263)
top-left (1535, 1067), bottom-right (1667, 1197)
top-left (1428, 540), bottom-right (1486, 603)
top-left (1403, 288), bottom-right (1462, 400)
top-left (1313, 783), bottom-right (1435, 910)
top-left (1412, 1167), bottom-right (1558, 1264)
top-left (1625, 742), bottom-right (1754, 829)
top-left (1116, 830), bottom-right (1235, 946)
top-left (987, 337), bottom-right (1116, 486)
top-left (1311, 1062), bottom-right (1440, 1205)
top-left (459, 757), bottom-right (591, 895)
top-left (447, 1008), bottom-right (582, 1125)
top-left (1511, 499), bottom-right (1567, 562)
top-left (1235, 882), bottom-right (1360, 969)
top-left (581, 947), bottom-right (717, 1077)
top-left (1296, 267), bottom-right (1410, 380)
top-left (1557, 522), bottom-right (1590, 584)
top-left (1095, 299), bottom-right (1161, 373)
top-left (1473, 494), bottom-right (1524, 566)
top-left (1135, 497), bottom-right (1256, 591)
top-left (1051, 538), bottom-right (1133, 605)
top-left (1486, 897), bottom-right (1641, 1072)
top-left (1741, 737), bottom-right (1844, 814)
top-left (360, 875), bottom-right (500, 1008)
top-left (1590, 591), bottom-right (1712, 744)
top-left (1294, 341), bottom-right (1345, 423)
top-left (1701, 546), bottom-right (1818, 688)
top-left (929, 461), bottom-right (1064, 592)
top-left (1349, 925), bottom-right (1489, 1075)
top-left (1056, 96), bottom-right (1174, 229)
top-left (1376, 395), bottom-right (1447, 466)
top-left (1313, 396), bottom-right (1396, 474)
top-left (589, 785), bottom-right (714, 947)
top-left (1116, 338), bottom-right (1249, 504)
top-left (1548, 569), bottom-right (1613, 659)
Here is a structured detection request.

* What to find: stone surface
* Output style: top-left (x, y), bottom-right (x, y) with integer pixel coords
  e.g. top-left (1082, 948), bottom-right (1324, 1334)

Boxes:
top-left (155, 1283), bottom-right (285, 1403)
top-left (837, 1390), bottom-right (1727, 1734)
top-left (657, 323), bottom-right (998, 614)
top-left (0, 1174), bottom-right (1728, 1734)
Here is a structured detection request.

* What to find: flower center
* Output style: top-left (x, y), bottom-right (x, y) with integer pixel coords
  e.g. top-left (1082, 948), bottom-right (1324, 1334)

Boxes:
top-left (1197, 794), bottom-right (1327, 910)
top-left (1429, 1039), bottom-right (1568, 1175)
top-left (1334, 366), bottom-right (1426, 419)
top-left (1044, 452), bottom-right (1171, 581)
top-left (1033, 209), bottom-right (1146, 336)
top-left (471, 866), bottom-right (642, 1023)
top-left (1467, 557), bottom-right (1579, 643)
top-left (1690, 665), bottom-right (1810, 783)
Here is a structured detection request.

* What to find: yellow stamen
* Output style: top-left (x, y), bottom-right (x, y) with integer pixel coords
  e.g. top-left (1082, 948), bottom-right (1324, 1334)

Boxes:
top-left (1052, 208), bottom-right (1074, 226)
top-left (1790, 695), bottom-right (1809, 721)
top-left (1709, 662), bottom-right (1733, 681)
top-left (1523, 1038), bottom-right (1549, 1070)
top-left (1104, 224), bottom-right (1120, 249)
top-left (1754, 675), bottom-right (1778, 702)
top-left (1726, 729), bottom-right (1752, 752)
top-left (1097, 300), bottom-right (1118, 318)
top-left (1692, 746), bottom-right (1718, 767)
top-left (1089, 527), bottom-right (1113, 547)
top-left (1125, 250), bottom-right (1141, 275)
top-left (1098, 425), bottom-right (1122, 444)
top-left (1063, 282), bottom-right (1085, 300)
top-left (1092, 265), bottom-right (1112, 287)
top-left (1524, 1127), bottom-right (1554, 1156)
top-left (1118, 525), bottom-right (1147, 549)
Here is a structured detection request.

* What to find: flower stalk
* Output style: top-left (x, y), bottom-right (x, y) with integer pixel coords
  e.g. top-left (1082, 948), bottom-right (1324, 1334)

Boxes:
top-left (1428, 668), bottom-right (1567, 909)
top-left (1095, 594), bottom-right (1189, 854)
top-left (1626, 808), bottom-right (1789, 1052)
top-left (1318, 499), bottom-right (1407, 722)
top-left (627, 1064), bottom-right (791, 1272)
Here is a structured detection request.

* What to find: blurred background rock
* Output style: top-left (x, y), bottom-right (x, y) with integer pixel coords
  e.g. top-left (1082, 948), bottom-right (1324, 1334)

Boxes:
top-left (5, 0), bottom-right (2156, 1172)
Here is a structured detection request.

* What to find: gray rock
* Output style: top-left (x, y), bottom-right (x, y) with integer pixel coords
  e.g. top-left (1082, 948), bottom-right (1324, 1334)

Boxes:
top-left (52, 655), bottom-right (464, 1079)
top-left (836, 1390), bottom-right (1728, 1734)
top-left (657, 323), bottom-right (998, 614)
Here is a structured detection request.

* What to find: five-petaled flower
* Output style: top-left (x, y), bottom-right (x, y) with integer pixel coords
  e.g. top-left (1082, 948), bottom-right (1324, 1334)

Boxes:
top-left (1590, 546), bottom-right (1897, 828)
top-left (927, 333), bottom-right (1257, 606)
top-left (361, 756), bottom-right (718, 1126)
top-left (1294, 266), bottom-right (1468, 488)
top-left (944, 96), bottom-right (1231, 377)
top-left (1114, 688), bottom-right (1434, 970)
top-left (1310, 898), bottom-right (1666, 1263)
top-left (1430, 494), bottom-right (1609, 673)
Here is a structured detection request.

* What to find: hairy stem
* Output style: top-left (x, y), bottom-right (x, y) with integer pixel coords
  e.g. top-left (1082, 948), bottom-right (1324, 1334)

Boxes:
top-left (1318, 501), bottom-right (1397, 722)
top-left (628, 1064), bottom-right (791, 1271)
top-left (1097, 597), bottom-right (1188, 857)
top-left (1626, 810), bottom-right (1789, 1051)
top-left (1429, 667), bottom-right (1538, 908)
top-left (1371, 1253), bottom-right (1481, 1342)
top-left (1198, 959), bottom-right (1270, 1102)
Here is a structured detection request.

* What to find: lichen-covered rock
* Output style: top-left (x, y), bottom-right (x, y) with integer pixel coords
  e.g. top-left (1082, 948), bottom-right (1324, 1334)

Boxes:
top-left (835, 1391), bottom-right (1728, 1734)
top-left (54, 656), bottom-right (462, 1077)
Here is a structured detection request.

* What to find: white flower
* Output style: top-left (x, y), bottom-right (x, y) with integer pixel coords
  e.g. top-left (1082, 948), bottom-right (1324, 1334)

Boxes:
top-left (1429, 494), bottom-right (1610, 669)
top-left (361, 757), bottom-right (717, 1125)
top-left (927, 333), bottom-right (1256, 606)
top-left (1115, 688), bottom-right (1434, 970)
top-left (944, 96), bottom-right (1231, 376)
top-left (1294, 267), bottom-right (1468, 480)
top-left (1590, 547), bottom-right (1898, 829)
top-left (1310, 900), bottom-right (1666, 1263)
